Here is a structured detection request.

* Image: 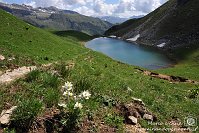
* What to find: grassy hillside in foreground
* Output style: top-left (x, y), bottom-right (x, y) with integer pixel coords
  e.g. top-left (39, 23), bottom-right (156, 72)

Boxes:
top-left (0, 9), bottom-right (199, 132)
top-left (0, 9), bottom-right (87, 68)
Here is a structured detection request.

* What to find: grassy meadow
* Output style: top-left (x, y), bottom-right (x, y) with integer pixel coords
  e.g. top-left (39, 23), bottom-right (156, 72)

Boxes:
top-left (0, 9), bottom-right (198, 132)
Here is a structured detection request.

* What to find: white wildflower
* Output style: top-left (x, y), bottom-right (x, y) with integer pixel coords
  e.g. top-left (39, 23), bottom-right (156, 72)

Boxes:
top-left (68, 92), bottom-right (73, 97)
top-left (78, 94), bottom-right (82, 98)
top-left (74, 102), bottom-right (83, 109)
top-left (63, 91), bottom-right (69, 96)
top-left (74, 96), bottom-right (77, 100)
top-left (63, 91), bottom-right (73, 97)
top-left (81, 90), bottom-right (91, 100)
top-left (62, 81), bottom-right (73, 91)
top-left (58, 103), bottom-right (67, 108)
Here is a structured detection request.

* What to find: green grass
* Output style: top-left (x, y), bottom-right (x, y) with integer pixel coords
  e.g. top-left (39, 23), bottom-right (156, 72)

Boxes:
top-left (104, 113), bottom-right (124, 128)
top-left (11, 99), bottom-right (43, 132)
top-left (0, 9), bottom-right (198, 132)
top-left (53, 30), bottom-right (94, 42)
top-left (156, 44), bottom-right (199, 80)
top-left (0, 9), bottom-right (87, 67)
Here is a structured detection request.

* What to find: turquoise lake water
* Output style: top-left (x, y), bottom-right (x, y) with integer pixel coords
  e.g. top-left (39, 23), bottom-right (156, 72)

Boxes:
top-left (86, 37), bottom-right (173, 70)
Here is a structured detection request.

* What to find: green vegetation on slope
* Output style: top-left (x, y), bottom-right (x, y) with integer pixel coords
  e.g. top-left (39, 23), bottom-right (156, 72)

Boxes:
top-left (26, 13), bottom-right (112, 35)
top-left (53, 30), bottom-right (94, 42)
top-left (49, 13), bottom-right (112, 35)
top-left (0, 9), bottom-right (198, 132)
top-left (0, 3), bottom-right (113, 35)
top-left (157, 44), bottom-right (199, 80)
top-left (0, 9), bottom-right (87, 67)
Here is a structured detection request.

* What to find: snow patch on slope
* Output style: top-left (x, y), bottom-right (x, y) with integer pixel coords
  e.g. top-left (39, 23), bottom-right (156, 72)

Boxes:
top-left (157, 43), bottom-right (166, 48)
top-left (126, 34), bottom-right (140, 42)
top-left (109, 35), bottom-right (117, 38)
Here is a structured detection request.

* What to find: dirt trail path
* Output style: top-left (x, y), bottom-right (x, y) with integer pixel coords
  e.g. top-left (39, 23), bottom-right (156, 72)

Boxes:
top-left (0, 66), bottom-right (36, 84)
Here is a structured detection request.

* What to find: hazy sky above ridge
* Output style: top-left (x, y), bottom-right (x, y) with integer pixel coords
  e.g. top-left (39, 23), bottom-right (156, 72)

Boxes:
top-left (2, 0), bottom-right (168, 18)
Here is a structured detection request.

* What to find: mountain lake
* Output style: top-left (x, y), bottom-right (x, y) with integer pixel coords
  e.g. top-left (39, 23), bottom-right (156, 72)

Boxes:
top-left (86, 37), bottom-right (173, 70)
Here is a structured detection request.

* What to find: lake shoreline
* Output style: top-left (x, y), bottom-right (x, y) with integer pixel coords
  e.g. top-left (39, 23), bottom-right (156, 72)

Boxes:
top-left (86, 37), bottom-right (175, 70)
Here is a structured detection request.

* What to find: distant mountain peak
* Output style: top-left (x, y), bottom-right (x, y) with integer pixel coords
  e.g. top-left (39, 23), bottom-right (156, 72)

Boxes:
top-left (99, 15), bottom-right (144, 24)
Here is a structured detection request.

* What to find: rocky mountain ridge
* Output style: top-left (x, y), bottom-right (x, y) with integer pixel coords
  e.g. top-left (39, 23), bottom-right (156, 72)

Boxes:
top-left (0, 2), bottom-right (112, 35)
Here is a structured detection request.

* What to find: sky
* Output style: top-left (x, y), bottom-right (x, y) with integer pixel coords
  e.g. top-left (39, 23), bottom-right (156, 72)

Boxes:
top-left (1, 0), bottom-right (168, 18)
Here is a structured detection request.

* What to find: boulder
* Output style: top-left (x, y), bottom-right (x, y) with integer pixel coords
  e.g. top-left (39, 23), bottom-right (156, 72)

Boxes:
top-left (128, 116), bottom-right (138, 124)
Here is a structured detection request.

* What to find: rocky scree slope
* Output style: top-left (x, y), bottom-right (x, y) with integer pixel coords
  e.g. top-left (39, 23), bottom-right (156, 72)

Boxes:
top-left (105, 0), bottom-right (199, 50)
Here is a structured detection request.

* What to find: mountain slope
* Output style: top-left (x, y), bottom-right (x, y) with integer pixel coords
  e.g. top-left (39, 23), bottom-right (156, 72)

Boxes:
top-left (0, 3), bottom-right (112, 35)
top-left (0, 9), bottom-right (87, 66)
top-left (105, 0), bottom-right (199, 50)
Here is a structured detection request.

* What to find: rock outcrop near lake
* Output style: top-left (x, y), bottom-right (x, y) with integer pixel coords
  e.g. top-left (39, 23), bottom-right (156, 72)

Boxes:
top-left (105, 0), bottom-right (199, 50)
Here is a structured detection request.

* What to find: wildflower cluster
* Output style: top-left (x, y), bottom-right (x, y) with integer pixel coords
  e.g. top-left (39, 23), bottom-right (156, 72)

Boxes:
top-left (58, 81), bottom-right (91, 110)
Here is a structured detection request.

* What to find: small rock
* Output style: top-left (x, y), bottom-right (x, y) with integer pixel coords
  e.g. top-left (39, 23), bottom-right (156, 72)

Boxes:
top-left (132, 97), bottom-right (145, 105)
top-left (143, 114), bottom-right (153, 121)
top-left (0, 55), bottom-right (5, 61)
top-left (0, 106), bottom-right (17, 125)
top-left (128, 116), bottom-right (138, 124)
top-left (7, 57), bottom-right (15, 61)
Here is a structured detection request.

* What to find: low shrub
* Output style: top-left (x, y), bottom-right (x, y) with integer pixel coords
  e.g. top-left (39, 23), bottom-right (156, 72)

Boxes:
top-left (44, 88), bottom-right (60, 108)
top-left (11, 99), bottom-right (43, 132)
top-left (74, 77), bottom-right (92, 93)
top-left (42, 73), bottom-right (60, 88)
top-left (55, 63), bottom-right (71, 78)
top-left (104, 113), bottom-right (124, 128)
top-left (26, 70), bottom-right (40, 82)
